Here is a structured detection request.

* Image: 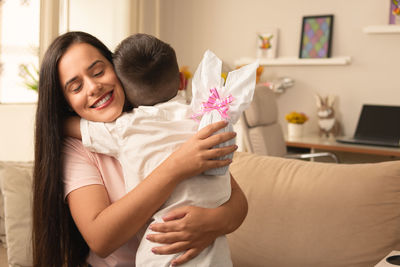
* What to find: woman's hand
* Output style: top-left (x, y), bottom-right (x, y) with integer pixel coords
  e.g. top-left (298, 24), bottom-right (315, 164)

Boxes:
top-left (146, 176), bottom-right (248, 266)
top-left (163, 120), bottom-right (238, 182)
top-left (146, 206), bottom-right (220, 266)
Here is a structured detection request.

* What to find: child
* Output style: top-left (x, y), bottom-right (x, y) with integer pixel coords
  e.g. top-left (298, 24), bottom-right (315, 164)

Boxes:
top-left (68, 33), bottom-right (257, 266)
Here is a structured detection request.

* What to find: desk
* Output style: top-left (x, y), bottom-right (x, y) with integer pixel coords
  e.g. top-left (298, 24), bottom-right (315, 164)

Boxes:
top-left (286, 135), bottom-right (400, 160)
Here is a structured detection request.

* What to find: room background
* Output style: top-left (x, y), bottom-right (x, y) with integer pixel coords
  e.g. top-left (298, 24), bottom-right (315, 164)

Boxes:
top-left (1, 0), bottom-right (399, 161)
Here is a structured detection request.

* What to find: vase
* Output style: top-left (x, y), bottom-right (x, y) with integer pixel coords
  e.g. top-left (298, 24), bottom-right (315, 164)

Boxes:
top-left (257, 48), bottom-right (274, 59)
top-left (396, 15), bottom-right (400, 25)
top-left (288, 123), bottom-right (303, 138)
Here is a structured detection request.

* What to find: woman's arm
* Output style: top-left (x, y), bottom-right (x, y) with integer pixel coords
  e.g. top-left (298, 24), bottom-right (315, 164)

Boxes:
top-left (67, 121), bottom-right (237, 257)
top-left (146, 175), bottom-right (248, 266)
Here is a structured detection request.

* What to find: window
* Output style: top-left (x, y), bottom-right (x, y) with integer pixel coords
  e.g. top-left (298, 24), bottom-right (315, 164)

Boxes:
top-left (0, 0), bottom-right (40, 103)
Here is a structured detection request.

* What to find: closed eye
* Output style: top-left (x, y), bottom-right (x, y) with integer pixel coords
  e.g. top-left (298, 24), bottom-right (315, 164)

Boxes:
top-left (94, 70), bottom-right (104, 77)
top-left (72, 83), bottom-right (82, 93)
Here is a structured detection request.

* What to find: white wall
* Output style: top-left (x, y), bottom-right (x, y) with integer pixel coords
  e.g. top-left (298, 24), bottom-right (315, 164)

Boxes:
top-left (0, 104), bottom-right (36, 161)
top-left (2, 0), bottom-right (399, 161)
top-left (68, 0), bottom-right (135, 50)
top-left (156, 0), bottom-right (400, 137)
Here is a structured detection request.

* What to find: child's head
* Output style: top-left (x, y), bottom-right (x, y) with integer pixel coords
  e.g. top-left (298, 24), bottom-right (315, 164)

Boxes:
top-left (113, 33), bottom-right (180, 107)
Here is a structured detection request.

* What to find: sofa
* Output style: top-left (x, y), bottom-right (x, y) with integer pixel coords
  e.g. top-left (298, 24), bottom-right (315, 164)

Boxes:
top-left (0, 161), bottom-right (33, 267)
top-left (1, 152), bottom-right (400, 266)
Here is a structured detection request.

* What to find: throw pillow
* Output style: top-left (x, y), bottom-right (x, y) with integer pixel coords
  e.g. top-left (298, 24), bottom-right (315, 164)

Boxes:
top-left (0, 161), bottom-right (33, 267)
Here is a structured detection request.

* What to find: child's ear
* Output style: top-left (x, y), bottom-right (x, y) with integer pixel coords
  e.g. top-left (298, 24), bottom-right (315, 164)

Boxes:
top-left (178, 72), bottom-right (186, 90)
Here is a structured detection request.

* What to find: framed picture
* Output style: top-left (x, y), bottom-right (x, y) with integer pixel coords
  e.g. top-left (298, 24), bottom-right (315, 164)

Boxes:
top-left (256, 28), bottom-right (278, 59)
top-left (389, 0), bottom-right (400, 24)
top-left (299, 15), bottom-right (333, 59)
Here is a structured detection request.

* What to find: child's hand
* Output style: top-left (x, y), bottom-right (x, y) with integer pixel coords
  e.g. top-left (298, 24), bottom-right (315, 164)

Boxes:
top-left (64, 116), bottom-right (81, 139)
top-left (164, 120), bottom-right (237, 181)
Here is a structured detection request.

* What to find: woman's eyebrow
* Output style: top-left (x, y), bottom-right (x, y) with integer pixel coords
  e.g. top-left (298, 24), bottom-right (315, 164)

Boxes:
top-left (87, 59), bottom-right (104, 70)
top-left (64, 60), bottom-right (104, 90)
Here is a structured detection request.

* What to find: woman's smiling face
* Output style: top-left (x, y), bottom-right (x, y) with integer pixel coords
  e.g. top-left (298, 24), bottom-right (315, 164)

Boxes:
top-left (58, 42), bottom-right (125, 122)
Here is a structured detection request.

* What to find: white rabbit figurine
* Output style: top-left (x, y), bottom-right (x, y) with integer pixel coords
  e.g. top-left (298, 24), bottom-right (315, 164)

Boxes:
top-left (315, 94), bottom-right (340, 138)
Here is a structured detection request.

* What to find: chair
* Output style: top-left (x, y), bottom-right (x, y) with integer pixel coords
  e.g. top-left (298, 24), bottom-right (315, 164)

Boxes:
top-left (240, 84), bottom-right (339, 162)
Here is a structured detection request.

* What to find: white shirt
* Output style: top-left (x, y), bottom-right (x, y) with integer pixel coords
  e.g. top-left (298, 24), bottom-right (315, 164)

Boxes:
top-left (80, 94), bottom-right (232, 267)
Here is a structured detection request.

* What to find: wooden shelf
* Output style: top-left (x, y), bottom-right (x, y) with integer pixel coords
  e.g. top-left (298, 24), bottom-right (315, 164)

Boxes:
top-left (235, 57), bottom-right (351, 66)
top-left (363, 25), bottom-right (400, 34)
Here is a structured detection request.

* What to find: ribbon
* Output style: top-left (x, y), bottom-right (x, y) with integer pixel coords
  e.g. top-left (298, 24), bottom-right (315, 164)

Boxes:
top-left (192, 88), bottom-right (234, 122)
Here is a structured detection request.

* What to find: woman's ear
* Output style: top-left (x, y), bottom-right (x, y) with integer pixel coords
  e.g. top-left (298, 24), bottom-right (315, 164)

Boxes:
top-left (178, 72), bottom-right (186, 91)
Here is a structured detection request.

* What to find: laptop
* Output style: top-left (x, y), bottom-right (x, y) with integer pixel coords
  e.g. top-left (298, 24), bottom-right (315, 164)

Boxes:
top-left (336, 104), bottom-right (400, 148)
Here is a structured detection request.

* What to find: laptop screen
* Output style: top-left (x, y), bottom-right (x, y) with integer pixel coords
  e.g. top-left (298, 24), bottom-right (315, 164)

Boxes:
top-left (355, 105), bottom-right (400, 140)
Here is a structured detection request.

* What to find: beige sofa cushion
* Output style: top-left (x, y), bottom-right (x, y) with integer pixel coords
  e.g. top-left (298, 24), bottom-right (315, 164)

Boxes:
top-left (228, 152), bottom-right (400, 267)
top-left (0, 162), bottom-right (33, 267)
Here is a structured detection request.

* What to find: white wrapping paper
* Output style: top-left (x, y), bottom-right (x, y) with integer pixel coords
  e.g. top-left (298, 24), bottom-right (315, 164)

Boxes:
top-left (191, 50), bottom-right (259, 175)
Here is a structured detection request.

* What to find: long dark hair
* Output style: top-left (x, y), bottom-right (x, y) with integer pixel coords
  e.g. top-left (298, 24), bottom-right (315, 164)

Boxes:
top-left (33, 31), bottom-right (113, 267)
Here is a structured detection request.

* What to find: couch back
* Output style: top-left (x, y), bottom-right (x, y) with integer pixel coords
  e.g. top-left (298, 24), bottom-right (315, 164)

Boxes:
top-left (228, 152), bottom-right (400, 267)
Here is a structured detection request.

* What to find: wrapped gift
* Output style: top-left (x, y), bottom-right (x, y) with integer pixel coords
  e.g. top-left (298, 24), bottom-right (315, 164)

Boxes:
top-left (191, 50), bottom-right (259, 175)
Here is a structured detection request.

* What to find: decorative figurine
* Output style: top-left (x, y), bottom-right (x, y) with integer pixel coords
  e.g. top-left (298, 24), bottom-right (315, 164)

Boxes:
top-left (315, 94), bottom-right (340, 138)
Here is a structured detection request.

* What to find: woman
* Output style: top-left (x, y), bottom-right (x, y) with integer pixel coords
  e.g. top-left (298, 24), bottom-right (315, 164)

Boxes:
top-left (33, 31), bottom-right (247, 267)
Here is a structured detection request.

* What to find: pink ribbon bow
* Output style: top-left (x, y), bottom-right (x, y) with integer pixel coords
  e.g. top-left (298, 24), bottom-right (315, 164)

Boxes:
top-left (192, 88), bottom-right (235, 122)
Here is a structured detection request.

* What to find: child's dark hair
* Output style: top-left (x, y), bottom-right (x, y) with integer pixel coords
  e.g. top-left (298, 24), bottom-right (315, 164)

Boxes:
top-left (113, 33), bottom-right (180, 107)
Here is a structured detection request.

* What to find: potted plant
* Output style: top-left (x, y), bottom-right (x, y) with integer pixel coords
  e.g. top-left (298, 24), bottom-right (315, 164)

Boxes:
top-left (285, 111), bottom-right (308, 138)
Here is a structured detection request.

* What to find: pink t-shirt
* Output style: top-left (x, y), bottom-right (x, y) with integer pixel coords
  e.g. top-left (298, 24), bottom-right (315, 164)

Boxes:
top-left (63, 137), bottom-right (139, 266)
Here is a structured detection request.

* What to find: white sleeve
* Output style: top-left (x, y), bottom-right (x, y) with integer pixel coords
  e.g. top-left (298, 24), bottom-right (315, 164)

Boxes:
top-left (80, 118), bottom-right (120, 157)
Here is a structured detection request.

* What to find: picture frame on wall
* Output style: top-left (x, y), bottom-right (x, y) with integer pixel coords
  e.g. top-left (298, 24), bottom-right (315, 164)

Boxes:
top-left (256, 28), bottom-right (278, 59)
top-left (299, 15), bottom-right (333, 59)
top-left (389, 0), bottom-right (400, 24)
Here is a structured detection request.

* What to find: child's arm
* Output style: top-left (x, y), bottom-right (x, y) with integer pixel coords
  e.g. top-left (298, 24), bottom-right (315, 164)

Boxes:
top-left (64, 116), bottom-right (81, 139)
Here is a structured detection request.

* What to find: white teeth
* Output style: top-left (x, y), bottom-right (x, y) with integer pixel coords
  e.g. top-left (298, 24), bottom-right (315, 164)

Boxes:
top-left (93, 92), bottom-right (112, 108)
